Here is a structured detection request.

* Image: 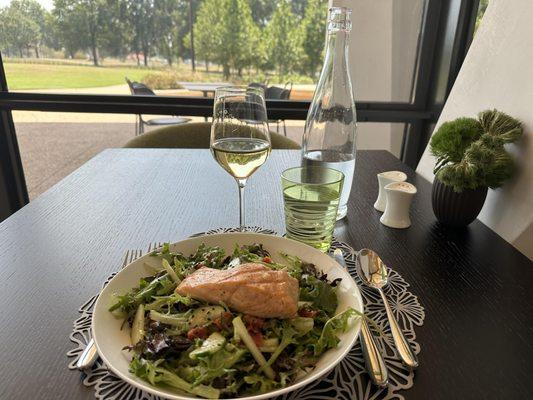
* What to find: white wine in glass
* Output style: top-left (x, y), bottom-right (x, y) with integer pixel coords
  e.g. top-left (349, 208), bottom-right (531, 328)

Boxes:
top-left (212, 138), bottom-right (270, 179)
top-left (210, 86), bottom-right (271, 230)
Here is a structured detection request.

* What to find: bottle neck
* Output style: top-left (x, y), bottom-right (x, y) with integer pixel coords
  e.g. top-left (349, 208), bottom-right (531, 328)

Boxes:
top-left (324, 29), bottom-right (350, 75)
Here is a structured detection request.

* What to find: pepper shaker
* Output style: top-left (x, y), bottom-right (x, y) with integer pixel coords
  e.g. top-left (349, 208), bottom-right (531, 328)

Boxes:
top-left (380, 182), bottom-right (417, 229)
top-left (374, 171), bottom-right (407, 212)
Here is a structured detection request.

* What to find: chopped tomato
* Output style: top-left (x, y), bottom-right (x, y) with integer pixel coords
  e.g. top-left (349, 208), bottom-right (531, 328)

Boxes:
top-left (298, 308), bottom-right (319, 318)
top-left (250, 331), bottom-right (264, 347)
top-left (262, 256), bottom-right (272, 264)
top-left (243, 314), bottom-right (265, 332)
top-left (187, 326), bottom-right (208, 340)
top-left (213, 311), bottom-right (233, 331)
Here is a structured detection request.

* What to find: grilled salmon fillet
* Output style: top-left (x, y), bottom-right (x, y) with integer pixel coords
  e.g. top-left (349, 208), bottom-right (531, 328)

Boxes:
top-left (176, 263), bottom-right (299, 318)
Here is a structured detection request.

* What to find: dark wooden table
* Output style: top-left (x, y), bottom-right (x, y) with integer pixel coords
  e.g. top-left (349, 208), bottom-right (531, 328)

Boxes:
top-left (0, 149), bottom-right (531, 400)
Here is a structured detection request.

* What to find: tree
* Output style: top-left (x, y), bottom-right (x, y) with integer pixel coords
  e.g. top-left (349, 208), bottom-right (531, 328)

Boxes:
top-left (11, 0), bottom-right (46, 57)
top-left (0, 8), bottom-right (6, 53)
top-left (187, 0), bottom-right (195, 71)
top-left (265, 0), bottom-right (302, 77)
top-left (77, 0), bottom-right (107, 65)
top-left (153, 0), bottom-right (187, 67)
top-left (100, 0), bottom-right (130, 60)
top-left (247, 21), bottom-right (263, 75)
top-left (123, 0), bottom-right (159, 66)
top-left (248, 0), bottom-right (277, 28)
top-left (290, 0), bottom-right (308, 18)
top-left (120, 0), bottom-right (188, 67)
top-left (0, 0), bottom-right (45, 58)
top-left (192, 0), bottom-right (220, 72)
top-left (299, 0), bottom-right (327, 77)
top-left (168, 0), bottom-right (199, 69)
top-left (52, 0), bottom-right (84, 59)
top-left (192, 0), bottom-right (265, 76)
top-left (42, 11), bottom-right (62, 52)
top-left (53, 0), bottom-right (108, 65)
top-left (0, 9), bottom-right (12, 56)
top-left (215, 0), bottom-right (260, 78)
top-left (0, 4), bottom-right (41, 57)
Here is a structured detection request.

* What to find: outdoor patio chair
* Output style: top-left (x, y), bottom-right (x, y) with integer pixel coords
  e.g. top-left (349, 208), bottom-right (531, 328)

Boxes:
top-left (125, 77), bottom-right (191, 136)
top-left (248, 82), bottom-right (268, 93)
top-left (123, 122), bottom-right (301, 149)
top-left (264, 82), bottom-right (293, 136)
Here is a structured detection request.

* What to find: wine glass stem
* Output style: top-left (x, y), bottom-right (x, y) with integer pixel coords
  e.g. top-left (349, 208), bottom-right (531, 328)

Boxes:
top-left (237, 179), bottom-right (247, 231)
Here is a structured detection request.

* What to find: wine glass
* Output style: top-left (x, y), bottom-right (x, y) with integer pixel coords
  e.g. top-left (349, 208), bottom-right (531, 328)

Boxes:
top-left (210, 86), bottom-right (271, 231)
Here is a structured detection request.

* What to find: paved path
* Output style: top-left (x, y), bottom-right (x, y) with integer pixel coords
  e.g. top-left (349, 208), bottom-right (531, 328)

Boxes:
top-left (17, 122), bottom-right (136, 199)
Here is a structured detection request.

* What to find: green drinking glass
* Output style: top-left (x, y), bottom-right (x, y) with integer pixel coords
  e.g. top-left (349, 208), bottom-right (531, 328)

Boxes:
top-left (281, 166), bottom-right (344, 252)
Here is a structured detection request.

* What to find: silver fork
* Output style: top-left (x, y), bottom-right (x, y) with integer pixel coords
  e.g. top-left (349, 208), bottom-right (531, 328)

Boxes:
top-left (147, 242), bottom-right (164, 253)
top-left (76, 247), bottom-right (148, 370)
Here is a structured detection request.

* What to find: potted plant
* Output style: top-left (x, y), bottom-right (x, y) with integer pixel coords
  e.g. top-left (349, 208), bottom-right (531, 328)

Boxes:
top-left (430, 109), bottom-right (522, 227)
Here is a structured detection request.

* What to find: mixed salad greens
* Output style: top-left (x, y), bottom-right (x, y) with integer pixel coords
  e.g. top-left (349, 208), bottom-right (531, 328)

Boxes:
top-left (109, 243), bottom-right (361, 399)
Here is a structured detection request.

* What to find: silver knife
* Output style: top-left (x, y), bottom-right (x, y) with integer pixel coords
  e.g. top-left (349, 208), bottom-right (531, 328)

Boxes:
top-left (333, 249), bottom-right (389, 387)
top-left (76, 338), bottom-right (99, 370)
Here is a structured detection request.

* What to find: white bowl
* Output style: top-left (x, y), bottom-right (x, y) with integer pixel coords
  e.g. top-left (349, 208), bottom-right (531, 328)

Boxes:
top-left (93, 233), bottom-right (363, 400)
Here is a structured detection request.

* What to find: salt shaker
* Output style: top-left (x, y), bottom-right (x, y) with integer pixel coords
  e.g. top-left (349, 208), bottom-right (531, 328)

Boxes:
top-left (380, 182), bottom-right (417, 229)
top-left (374, 171), bottom-right (407, 212)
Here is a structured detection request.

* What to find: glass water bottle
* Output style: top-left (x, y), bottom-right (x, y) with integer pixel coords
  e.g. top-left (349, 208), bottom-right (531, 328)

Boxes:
top-left (302, 7), bottom-right (357, 220)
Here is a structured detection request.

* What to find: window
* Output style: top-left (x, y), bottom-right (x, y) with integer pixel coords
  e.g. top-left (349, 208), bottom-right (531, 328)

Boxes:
top-left (0, 0), bottom-right (481, 220)
top-left (0, 0), bottom-right (426, 102)
top-left (1, 0), bottom-right (326, 97)
top-left (1, 0), bottom-right (426, 104)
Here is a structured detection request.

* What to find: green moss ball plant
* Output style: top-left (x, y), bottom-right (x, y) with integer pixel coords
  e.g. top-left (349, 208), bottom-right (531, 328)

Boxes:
top-left (430, 109), bottom-right (522, 192)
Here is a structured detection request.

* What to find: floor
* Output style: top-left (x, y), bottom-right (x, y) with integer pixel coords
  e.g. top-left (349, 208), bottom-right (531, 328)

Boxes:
top-left (16, 120), bottom-right (304, 199)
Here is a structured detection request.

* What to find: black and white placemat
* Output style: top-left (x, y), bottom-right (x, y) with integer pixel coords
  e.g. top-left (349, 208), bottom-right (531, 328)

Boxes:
top-left (68, 227), bottom-right (425, 400)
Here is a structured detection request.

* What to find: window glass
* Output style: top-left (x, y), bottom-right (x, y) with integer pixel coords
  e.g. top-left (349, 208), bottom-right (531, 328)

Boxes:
top-left (12, 108), bottom-right (405, 198)
top-left (2, 0), bottom-right (425, 103)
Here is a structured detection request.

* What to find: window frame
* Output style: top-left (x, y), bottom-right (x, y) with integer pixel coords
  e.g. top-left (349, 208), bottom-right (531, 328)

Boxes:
top-left (0, 0), bottom-right (480, 220)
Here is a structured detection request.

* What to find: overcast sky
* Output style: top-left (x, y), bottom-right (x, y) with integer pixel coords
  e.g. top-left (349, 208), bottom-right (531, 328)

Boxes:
top-left (0, 0), bottom-right (53, 9)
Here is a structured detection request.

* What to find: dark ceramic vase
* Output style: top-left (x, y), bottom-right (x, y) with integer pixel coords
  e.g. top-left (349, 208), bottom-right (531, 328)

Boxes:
top-left (432, 178), bottom-right (488, 227)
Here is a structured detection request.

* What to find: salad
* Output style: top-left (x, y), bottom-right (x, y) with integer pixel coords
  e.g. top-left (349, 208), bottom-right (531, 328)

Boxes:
top-left (109, 243), bottom-right (360, 399)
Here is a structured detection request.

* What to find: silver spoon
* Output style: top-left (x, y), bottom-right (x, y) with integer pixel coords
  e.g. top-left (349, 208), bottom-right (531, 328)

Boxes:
top-left (356, 249), bottom-right (419, 369)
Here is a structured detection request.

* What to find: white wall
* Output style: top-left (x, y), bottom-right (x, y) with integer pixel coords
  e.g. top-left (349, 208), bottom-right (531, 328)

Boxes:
top-left (417, 0), bottom-right (533, 260)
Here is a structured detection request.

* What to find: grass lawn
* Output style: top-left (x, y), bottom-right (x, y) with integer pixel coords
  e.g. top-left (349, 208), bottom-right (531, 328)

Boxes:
top-left (4, 62), bottom-right (156, 90)
top-left (3, 60), bottom-right (315, 98)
